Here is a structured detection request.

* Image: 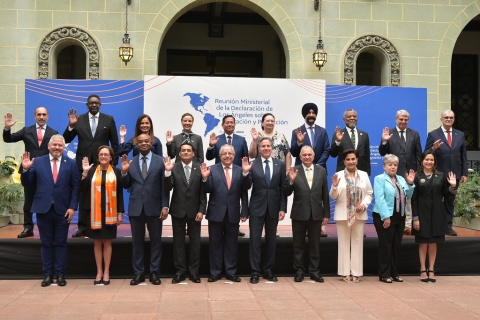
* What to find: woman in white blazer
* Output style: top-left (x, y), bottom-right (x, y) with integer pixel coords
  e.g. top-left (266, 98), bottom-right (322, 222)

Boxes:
top-left (330, 149), bottom-right (373, 283)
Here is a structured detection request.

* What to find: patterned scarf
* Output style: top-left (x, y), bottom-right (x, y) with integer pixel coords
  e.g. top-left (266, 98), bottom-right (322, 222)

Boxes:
top-left (90, 165), bottom-right (117, 229)
top-left (182, 131), bottom-right (192, 144)
top-left (390, 175), bottom-right (405, 215)
top-left (344, 168), bottom-right (363, 227)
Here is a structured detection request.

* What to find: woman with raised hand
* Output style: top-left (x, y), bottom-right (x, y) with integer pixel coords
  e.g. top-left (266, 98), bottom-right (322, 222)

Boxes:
top-left (119, 114), bottom-right (163, 157)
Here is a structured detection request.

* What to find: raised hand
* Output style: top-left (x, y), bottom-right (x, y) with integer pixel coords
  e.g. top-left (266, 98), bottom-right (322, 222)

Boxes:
top-left (120, 154), bottom-right (132, 174)
top-left (119, 125), bottom-right (127, 138)
top-left (382, 127), bottom-right (393, 142)
top-left (287, 166), bottom-right (298, 183)
top-left (406, 169), bottom-right (415, 185)
top-left (332, 173), bottom-right (341, 187)
top-left (163, 156), bottom-right (174, 171)
top-left (4, 113), bottom-right (17, 129)
top-left (447, 171), bottom-right (457, 188)
top-left (82, 156), bottom-right (93, 173)
top-left (68, 108), bottom-right (79, 127)
top-left (250, 127), bottom-right (259, 141)
top-left (21, 152), bottom-right (34, 170)
top-left (432, 139), bottom-right (443, 151)
top-left (200, 162), bottom-right (210, 180)
top-left (242, 156), bottom-right (253, 174)
top-left (209, 132), bottom-right (218, 146)
top-left (334, 126), bottom-right (344, 142)
top-left (295, 127), bottom-right (306, 144)
top-left (165, 130), bottom-right (174, 144)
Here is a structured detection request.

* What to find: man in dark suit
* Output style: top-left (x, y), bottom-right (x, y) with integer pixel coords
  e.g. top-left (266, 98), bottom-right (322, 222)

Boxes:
top-left (3, 107), bottom-right (58, 238)
top-left (425, 110), bottom-right (468, 236)
top-left (243, 137), bottom-right (287, 284)
top-left (164, 142), bottom-right (207, 284)
top-left (290, 103), bottom-right (330, 168)
top-left (330, 109), bottom-right (371, 175)
top-left (379, 109), bottom-right (422, 234)
top-left (20, 135), bottom-right (80, 287)
top-left (201, 144), bottom-right (249, 282)
top-left (121, 133), bottom-right (170, 285)
top-left (63, 94), bottom-right (119, 237)
top-left (284, 145), bottom-right (330, 283)
top-left (165, 113), bottom-right (204, 163)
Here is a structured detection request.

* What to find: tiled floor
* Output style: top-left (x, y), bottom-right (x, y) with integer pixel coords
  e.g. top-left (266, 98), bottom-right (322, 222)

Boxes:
top-left (1, 275), bottom-right (480, 319)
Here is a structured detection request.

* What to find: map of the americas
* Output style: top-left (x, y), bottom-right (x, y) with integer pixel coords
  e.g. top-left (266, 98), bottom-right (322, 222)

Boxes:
top-left (183, 92), bottom-right (220, 137)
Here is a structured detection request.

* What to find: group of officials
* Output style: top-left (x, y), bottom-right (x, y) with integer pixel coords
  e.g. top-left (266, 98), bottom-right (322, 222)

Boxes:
top-left (3, 94), bottom-right (468, 286)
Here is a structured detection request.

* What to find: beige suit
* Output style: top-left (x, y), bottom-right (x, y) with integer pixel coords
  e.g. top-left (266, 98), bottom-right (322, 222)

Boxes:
top-left (329, 169), bottom-right (372, 276)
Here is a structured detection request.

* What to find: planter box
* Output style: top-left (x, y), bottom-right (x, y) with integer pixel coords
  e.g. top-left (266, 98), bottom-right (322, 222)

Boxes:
top-left (453, 217), bottom-right (480, 230)
top-left (9, 213), bottom-right (24, 225)
top-left (0, 215), bottom-right (10, 227)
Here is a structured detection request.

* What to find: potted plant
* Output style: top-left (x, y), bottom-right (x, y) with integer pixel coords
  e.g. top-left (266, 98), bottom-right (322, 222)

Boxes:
top-left (0, 180), bottom-right (24, 227)
top-left (453, 171), bottom-right (480, 229)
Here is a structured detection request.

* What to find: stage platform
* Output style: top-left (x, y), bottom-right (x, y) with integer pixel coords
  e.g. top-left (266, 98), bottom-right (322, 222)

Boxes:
top-left (1, 224), bottom-right (479, 279)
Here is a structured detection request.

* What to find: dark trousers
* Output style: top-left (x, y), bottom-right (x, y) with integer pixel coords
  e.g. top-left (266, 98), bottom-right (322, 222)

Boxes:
top-left (249, 209), bottom-right (278, 275)
top-left (443, 178), bottom-right (459, 228)
top-left (373, 211), bottom-right (405, 278)
top-left (22, 183), bottom-right (35, 230)
top-left (36, 204), bottom-right (69, 276)
top-left (77, 190), bottom-right (88, 231)
top-left (208, 214), bottom-right (239, 277)
top-left (172, 215), bottom-right (201, 275)
top-left (292, 217), bottom-right (321, 274)
top-left (129, 210), bottom-right (163, 275)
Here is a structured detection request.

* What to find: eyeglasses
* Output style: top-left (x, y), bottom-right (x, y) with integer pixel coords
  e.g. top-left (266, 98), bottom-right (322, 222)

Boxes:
top-left (442, 116), bottom-right (454, 120)
top-left (220, 152), bottom-right (235, 156)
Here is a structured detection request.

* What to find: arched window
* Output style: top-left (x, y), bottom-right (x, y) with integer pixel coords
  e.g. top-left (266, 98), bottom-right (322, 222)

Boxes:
top-left (55, 44), bottom-right (87, 79)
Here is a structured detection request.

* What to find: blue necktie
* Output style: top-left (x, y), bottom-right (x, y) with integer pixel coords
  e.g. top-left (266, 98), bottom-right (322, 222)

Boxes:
top-left (264, 159), bottom-right (270, 187)
top-left (309, 127), bottom-right (316, 146)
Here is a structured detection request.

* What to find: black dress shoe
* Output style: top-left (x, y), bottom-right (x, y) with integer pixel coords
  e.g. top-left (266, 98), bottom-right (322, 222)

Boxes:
top-left (226, 274), bottom-right (241, 282)
top-left (41, 275), bottom-right (53, 287)
top-left (310, 273), bottom-right (324, 283)
top-left (391, 276), bottom-right (403, 282)
top-left (72, 230), bottom-right (86, 238)
top-left (189, 274), bottom-right (201, 283)
top-left (250, 274), bottom-right (259, 284)
top-left (238, 230), bottom-right (245, 237)
top-left (130, 274), bottom-right (145, 285)
top-left (17, 229), bottom-right (34, 238)
top-left (379, 277), bottom-right (392, 283)
top-left (94, 279), bottom-right (103, 285)
top-left (149, 272), bottom-right (161, 285)
top-left (263, 273), bottom-right (278, 282)
top-left (102, 280), bottom-right (110, 285)
top-left (172, 273), bottom-right (186, 284)
top-left (208, 275), bottom-right (221, 282)
top-left (294, 271), bottom-right (305, 282)
top-left (57, 275), bottom-right (67, 286)
top-left (447, 228), bottom-right (457, 236)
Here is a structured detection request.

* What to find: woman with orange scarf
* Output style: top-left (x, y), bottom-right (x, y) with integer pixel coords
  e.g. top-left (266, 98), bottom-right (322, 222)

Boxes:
top-left (81, 146), bottom-right (124, 285)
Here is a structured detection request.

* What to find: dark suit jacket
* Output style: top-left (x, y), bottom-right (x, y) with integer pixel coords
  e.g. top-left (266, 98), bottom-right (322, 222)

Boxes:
top-left (290, 124), bottom-right (330, 168)
top-left (202, 163), bottom-right (249, 223)
top-left (330, 127), bottom-right (371, 175)
top-left (80, 166), bottom-right (125, 213)
top-left (119, 136), bottom-right (163, 158)
top-left (21, 154), bottom-right (80, 214)
top-left (244, 158), bottom-right (287, 218)
top-left (205, 134), bottom-right (248, 167)
top-left (166, 133), bottom-right (204, 163)
top-left (63, 112), bottom-right (119, 170)
top-left (378, 127), bottom-right (422, 177)
top-left (122, 153), bottom-right (170, 217)
top-left (284, 164), bottom-right (330, 221)
top-left (425, 127), bottom-right (468, 177)
top-left (3, 125), bottom-right (58, 171)
top-left (164, 161), bottom-right (207, 219)
top-left (411, 172), bottom-right (450, 237)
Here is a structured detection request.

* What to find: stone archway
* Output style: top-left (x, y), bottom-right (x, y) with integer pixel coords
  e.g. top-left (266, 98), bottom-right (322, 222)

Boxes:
top-left (343, 35), bottom-right (400, 86)
top-left (38, 27), bottom-right (100, 79)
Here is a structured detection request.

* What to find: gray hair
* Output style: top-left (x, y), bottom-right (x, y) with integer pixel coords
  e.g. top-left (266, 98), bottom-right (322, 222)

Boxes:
top-left (441, 110), bottom-right (455, 118)
top-left (343, 108), bottom-right (357, 118)
top-left (382, 154), bottom-right (399, 165)
top-left (258, 136), bottom-right (272, 146)
top-left (48, 134), bottom-right (65, 146)
top-left (219, 144), bottom-right (235, 155)
top-left (395, 110), bottom-right (410, 119)
top-left (300, 145), bottom-right (315, 156)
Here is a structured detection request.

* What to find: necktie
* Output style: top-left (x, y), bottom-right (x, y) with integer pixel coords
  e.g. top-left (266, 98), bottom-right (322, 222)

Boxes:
top-left (350, 128), bottom-right (356, 148)
top-left (225, 167), bottom-right (231, 189)
top-left (400, 130), bottom-right (406, 149)
top-left (185, 165), bottom-right (190, 184)
top-left (264, 159), bottom-right (270, 187)
top-left (52, 158), bottom-right (58, 183)
top-left (227, 135), bottom-right (232, 145)
top-left (447, 130), bottom-right (452, 147)
top-left (306, 167), bottom-right (312, 188)
top-left (37, 126), bottom-right (43, 146)
top-left (142, 156), bottom-right (147, 179)
top-left (91, 115), bottom-right (97, 136)
top-left (309, 127), bottom-right (316, 146)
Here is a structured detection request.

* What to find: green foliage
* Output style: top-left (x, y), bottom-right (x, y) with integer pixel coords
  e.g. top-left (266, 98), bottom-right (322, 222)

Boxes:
top-left (454, 172), bottom-right (480, 223)
top-left (0, 180), bottom-right (24, 216)
top-left (0, 156), bottom-right (17, 177)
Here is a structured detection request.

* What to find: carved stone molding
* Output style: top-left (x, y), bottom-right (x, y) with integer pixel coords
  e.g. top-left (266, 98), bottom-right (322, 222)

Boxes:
top-left (38, 27), bottom-right (99, 79)
top-left (344, 35), bottom-right (400, 86)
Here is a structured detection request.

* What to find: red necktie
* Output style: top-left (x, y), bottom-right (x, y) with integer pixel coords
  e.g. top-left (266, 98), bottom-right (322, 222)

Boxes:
top-left (52, 158), bottom-right (58, 183)
top-left (225, 167), bottom-right (231, 189)
top-left (37, 126), bottom-right (43, 146)
top-left (447, 130), bottom-right (452, 147)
